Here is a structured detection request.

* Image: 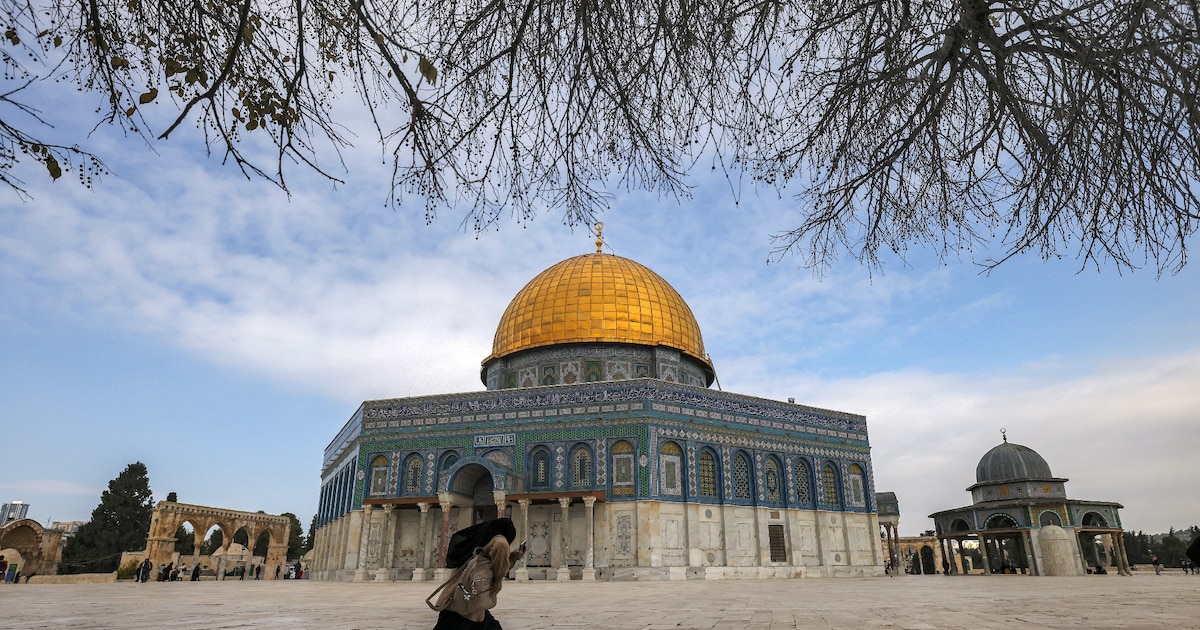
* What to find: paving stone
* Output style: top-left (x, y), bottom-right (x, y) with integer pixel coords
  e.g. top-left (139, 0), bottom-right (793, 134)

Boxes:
top-left (0, 573), bottom-right (1197, 629)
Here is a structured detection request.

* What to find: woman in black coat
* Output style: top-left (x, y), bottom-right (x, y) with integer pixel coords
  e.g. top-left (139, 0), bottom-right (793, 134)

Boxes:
top-left (431, 518), bottom-right (526, 630)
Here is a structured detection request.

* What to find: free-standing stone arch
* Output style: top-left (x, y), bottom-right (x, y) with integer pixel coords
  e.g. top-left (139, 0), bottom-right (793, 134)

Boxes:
top-left (0, 519), bottom-right (63, 577)
top-left (144, 501), bottom-right (290, 579)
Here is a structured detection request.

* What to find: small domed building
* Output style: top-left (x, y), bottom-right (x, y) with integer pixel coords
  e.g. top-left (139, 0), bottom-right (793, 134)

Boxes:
top-left (929, 432), bottom-right (1130, 576)
top-left (310, 235), bottom-right (885, 581)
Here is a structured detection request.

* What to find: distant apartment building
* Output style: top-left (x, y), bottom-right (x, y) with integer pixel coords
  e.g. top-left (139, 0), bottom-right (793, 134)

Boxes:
top-left (2, 501), bottom-right (29, 523)
top-left (51, 521), bottom-right (86, 537)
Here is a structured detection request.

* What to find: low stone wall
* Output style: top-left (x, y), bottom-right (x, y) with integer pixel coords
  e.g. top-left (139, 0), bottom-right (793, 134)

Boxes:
top-left (28, 572), bottom-right (118, 584)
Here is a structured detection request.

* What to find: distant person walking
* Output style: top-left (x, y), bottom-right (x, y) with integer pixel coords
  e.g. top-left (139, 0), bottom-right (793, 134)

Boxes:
top-left (0, 555), bottom-right (8, 584)
top-left (191, 563), bottom-right (201, 581)
top-left (138, 558), bottom-right (152, 583)
top-left (1151, 554), bottom-right (1163, 575)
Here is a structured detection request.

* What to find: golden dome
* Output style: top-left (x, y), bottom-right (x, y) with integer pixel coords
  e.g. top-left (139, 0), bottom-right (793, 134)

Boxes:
top-left (485, 253), bottom-right (712, 374)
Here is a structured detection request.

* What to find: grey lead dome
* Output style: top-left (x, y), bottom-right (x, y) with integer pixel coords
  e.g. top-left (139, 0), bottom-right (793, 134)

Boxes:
top-left (975, 441), bottom-right (1054, 483)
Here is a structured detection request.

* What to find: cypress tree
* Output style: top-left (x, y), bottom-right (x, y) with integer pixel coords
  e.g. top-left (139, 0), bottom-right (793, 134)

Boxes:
top-left (60, 462), bottom-right (154, 573)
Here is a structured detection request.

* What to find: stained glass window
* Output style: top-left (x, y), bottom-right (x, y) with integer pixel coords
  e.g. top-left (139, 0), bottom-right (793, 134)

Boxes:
top-left (796, 460), bottom-right (812, 506)
top-left (764, 456), bottom-right (782, 503)
top-left (698, 450), bottom-right (717, 497)
top-left (571, 445), bottom-right (592, 487)
top-left (660, 441), bottom-right (683, 496)
top-left (612, 440), bottom-right (635, 496)
top-left (733, 452), bottom-right (752, 499)
top-left (369, 455), bottom-right (389, 496)
top-left (823, 462), bottom-right (840, 507)
top-left (531, 448), bottom-right (550, 489)
top-left (848, 464), bottom-right (866, 507)
top-left (404, 454), bottom-right (423, 495)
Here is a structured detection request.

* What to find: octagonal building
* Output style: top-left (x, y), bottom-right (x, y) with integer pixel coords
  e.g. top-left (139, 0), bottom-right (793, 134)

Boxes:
top-left (310, 241), bottom-right (884, 581)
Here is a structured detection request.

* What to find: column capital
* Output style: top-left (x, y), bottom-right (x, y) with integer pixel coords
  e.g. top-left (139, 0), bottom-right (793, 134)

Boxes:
top-left (362, 504), bottom-right (375, 514)
top-left (417, 502), bottom-right (431, 513)
top-left (558, 497), bottom-right (572, 509)
top-left (382, 504), bottom-right (395, 514)
top-left (518, 499), bottom-right (531, 510)
top-left (582, 495), bottom-right (597, 508)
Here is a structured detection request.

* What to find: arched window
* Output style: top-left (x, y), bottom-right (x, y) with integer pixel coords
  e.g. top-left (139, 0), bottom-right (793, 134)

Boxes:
top-left (985, 513), bottom-right (1019, 529)
top-left (698, 449), bottom-right (719, 498)
top-left (368, 455), bottom-right (389, 496)
top-left (570, 444), bottom-right (593, 488)
top-left (660, 441), bottom-right (684, 497)
top-left (822, 462), bottom-right (841, 508)
top-left (1039, 511), bottom-right (1063, 527)
top-left (529, 447), bottom-right (551, 490)
top-left (404, 454), bottom-right (424, 495)
top-left (611, 440), bottom-right (636, 496)
top-left (795, 459), bottom-right (813, 507)
top-left (847, 464), bottom-right (866, 508)
top-left (763, 456), bottom-right (783, 504)
top-left (440, 451), bottom-right (459, 472)
top-left (732, 451), bottom-right (753, 500)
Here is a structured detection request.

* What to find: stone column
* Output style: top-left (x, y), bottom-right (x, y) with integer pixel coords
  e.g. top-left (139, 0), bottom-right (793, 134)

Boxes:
top-left (581, 496), bottom-right (597, 581)
top-left (978, 535), bottom-right (992, 575)
top-left (375, 505), bottom-right (396, 581)
top-left (434, 495), bottom-right (454, 582)
top-left (515, 499), bottom-right (531, 582)
top-left (191, 521), bottom-right (204, 569)
top-left (413, 502), bottom-right (431, 581)
top-left (556, 497), bottom-right (572, 582)
top-left (1116, 531), bottom-right (1132, 576)
top-left (353, 505), bottom-right (375, 582)
top-left (1022, 531), bottom-right (1038, 576)
top-left (493, 490), bottom-right (508, 521)
top-left (217, 540), bottom-right (230, 580)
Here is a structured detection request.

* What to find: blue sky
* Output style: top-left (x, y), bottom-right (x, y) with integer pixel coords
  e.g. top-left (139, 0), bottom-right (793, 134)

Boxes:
top-left (2, 86), bottom-right (1198, 538)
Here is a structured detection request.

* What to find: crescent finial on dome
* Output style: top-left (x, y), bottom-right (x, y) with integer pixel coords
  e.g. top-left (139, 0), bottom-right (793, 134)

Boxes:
top-left (595, 222), bottom-right (605, 253)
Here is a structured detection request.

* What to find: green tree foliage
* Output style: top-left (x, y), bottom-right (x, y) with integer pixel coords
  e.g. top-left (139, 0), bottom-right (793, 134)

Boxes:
top-left (200, 528), bottom-right (224, 556)
top-left (165, 491), bottom-right (178, 502)
top-left (1123, 531), bottom-right (1152, 565)
top-left (1154, 529), bottom-right (1188, 568)
top-left (253, 530), bottom-right (271, 557)
top-left (282, 512), bottom-right (304, 560)
top-left (305, 514), bottom-right (316, 556)
top-left (59, 462), bottom-right (154, 574)
top-left (174, 525), bottom-right (195, 556)
top-left (1, 0), bottom-right (1196, 272)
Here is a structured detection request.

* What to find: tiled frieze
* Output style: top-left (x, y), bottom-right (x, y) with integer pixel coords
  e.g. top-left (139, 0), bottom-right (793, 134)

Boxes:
top-left (357, 381), bottom-right (865, 436)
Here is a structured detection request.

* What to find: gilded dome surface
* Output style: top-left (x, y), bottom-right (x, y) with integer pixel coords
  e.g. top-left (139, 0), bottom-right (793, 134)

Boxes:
top-left (975, 441), bottom-right (1054, 483)
top-left (486, 253), bottom-right (712, 370)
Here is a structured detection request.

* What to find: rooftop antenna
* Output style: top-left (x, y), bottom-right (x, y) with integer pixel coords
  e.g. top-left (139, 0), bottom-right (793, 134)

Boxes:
top-left (1001, 428), bottom-right (1007, 443)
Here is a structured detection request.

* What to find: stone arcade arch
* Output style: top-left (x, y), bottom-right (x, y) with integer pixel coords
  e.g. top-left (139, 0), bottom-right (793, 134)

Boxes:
top-left (144, 501), bottom-right (291, 579)
top-left (0, 519), bottom-right (63, 578)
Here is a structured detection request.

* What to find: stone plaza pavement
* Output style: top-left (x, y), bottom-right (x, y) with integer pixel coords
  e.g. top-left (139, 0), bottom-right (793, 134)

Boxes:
top-left (2, 572), bottom-right (1197, 629)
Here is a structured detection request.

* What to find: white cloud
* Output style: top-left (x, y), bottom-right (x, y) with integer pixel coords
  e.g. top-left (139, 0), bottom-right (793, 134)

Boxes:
top-left (0, 480), bottom-right (101, 496)
top-left (772, 350), bottom-right (1200, 535)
